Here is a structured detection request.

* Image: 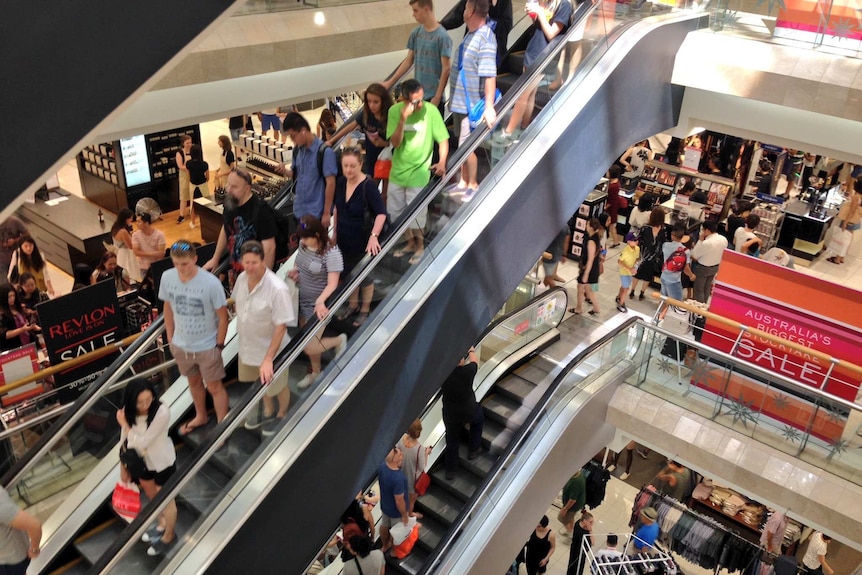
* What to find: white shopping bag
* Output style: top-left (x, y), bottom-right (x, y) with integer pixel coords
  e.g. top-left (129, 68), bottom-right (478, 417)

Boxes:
top-left (826, 228), bottom-right (852, 258)
top-left (389, 516), bottom-right (418, 545)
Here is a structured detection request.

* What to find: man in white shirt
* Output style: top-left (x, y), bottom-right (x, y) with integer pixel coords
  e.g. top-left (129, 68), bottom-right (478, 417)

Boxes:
top-left (759, 511), bottom-right (788, 554)
top-left (690, 220), bottom-right (728, 303)
top-left (592, 534), bottom-right (623, 574)
top-left (233, 240), bottom-right (296, 437)
top-left (802, 532), bottom-right (834, 575)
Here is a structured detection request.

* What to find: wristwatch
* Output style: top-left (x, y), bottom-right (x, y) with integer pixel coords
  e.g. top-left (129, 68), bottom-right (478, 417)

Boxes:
top-left (371, 233), bottom-right (378, 237)
top-left (216, 343), bottom-right (226, 350)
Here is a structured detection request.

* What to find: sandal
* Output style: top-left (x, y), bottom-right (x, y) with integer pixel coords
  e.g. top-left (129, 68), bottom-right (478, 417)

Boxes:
top-left (178, 418), bottom-right (208, 436)
top-left (408, 252), bottom-right (423, 265)
top-left (393, 249), bottom-right (415, 258)
top-left (336, 306), bottom-right (359, 321)
top-left (567, 307), bottom-right (581, 315)
top-left (826, 256), bottom-right (840, 264)
top-left (352, 312), bottom-right (369, 327)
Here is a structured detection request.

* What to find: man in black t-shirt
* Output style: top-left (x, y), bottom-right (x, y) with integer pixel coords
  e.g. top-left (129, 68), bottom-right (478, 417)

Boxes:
top-left (441, 347), bottom-right (484, 479)
top-left (203, 169), bottom-right (277, 274)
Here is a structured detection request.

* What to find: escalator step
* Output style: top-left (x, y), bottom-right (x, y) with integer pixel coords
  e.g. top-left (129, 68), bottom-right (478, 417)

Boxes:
top-left (178, 465), bottom-right (232, 515)
top-left (429, 467), bottom-right (481, 502)
top-left (414, 514), bottom-right (448, 553)
top-left (495, 375), bottom-right (538, 404)
top-left (387, 546), bottom-right (430, 575)
top-left (74, 519), bottom-right (125, 565)
top-left (458, 444), bottom-right (496, 476)
top-left (110, 503), bottom-right (202, 575)
top-left (48, 557), bottom-right (88, 575)
top-left (483, 394), bottom-right (526, 429)
top-left (481, 417), bottom-right (512, 455)
top-left (178, 420), bottom-right (261, 477)
top-left (413, 485), bottom-right (461, 525)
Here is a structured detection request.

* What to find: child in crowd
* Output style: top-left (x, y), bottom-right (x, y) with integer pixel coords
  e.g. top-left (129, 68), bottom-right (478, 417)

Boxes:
top-left (616, 232), bottom-right (639, 313)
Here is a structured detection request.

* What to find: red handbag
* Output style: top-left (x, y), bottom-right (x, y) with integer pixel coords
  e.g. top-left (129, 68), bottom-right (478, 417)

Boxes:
top-left (112, 480), bottom-right (141, 523)
top-left (414, 448), bottom-right (430, 495)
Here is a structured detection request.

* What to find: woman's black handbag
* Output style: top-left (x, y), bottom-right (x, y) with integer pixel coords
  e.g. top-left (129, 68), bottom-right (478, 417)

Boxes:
top-left (119, 441), bottom-right (147, 482)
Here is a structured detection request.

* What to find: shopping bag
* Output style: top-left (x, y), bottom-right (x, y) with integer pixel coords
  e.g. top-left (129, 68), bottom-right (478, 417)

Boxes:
top-left (373, 146), bottom-right (392, 179)
top-left (389, 516), bottom-right (418, 546)
top-left (391, 524), bottom-right (420, 559)
top-left (112, 480), bottom-right (141, 523)
top-left (826, 228), bottom-right (852, 258)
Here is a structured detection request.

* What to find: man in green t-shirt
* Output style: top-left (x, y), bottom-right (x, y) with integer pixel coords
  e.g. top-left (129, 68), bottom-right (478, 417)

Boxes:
top-left (386, 79), bottom-right (450, 265)
top-left (558, 470), bottom-right (586, 538)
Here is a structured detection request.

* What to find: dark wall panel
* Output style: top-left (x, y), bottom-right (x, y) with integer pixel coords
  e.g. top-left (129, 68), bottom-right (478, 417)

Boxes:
top-left (0, 1), bottom-right (234, 210)
top-left (210, 15), bottom-right (702, 575)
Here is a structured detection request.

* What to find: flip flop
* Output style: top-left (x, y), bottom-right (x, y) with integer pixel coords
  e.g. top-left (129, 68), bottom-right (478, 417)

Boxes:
top-left (178, 419), bottom-right (208, 436)
top-left (393, 249), bottom-right (415, 258)
top-left (352, 312), bottom-right (369, 327)
top-left (408, 253), bottom-right (423, 265)
top-left (336, 306), bottom-right (359, 321)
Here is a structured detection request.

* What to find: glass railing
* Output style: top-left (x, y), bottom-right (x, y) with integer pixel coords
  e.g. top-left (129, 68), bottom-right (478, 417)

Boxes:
top-left (707, 0), bottom-right (862, 58)
top-left (424, 318), bottom-right (640, 574)
top-left (0, 319), bottom-right (179, 507)
top-left (628, 297), bottom-right (862, 487)
top-left (234, 0), bottom-right (387, 15)
top-left (92, 4), bottom-right (702, 573)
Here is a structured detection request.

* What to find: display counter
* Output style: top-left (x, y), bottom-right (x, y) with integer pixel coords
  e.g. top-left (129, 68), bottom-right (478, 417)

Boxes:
top-left (194, 197), bottom-right (223, 244)
top-left (776, 199), bottom-right (836, 262)
top-left (16, 193), bottom-right (114, 275)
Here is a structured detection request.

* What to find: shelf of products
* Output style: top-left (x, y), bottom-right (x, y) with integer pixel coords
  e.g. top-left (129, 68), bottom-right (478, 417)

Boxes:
top-left (569, 185), bottom-right (607, 258)
top-left (751, 203), bottom-right (784, 251)
top-left (146, 126), bottom-right (198, 182)
top-left (79, 144), bottom-right (120, 186)
top-left (587, 533), bottom-right (676, 575)
top-left (637, 160), bottom-right (735, 218)
top-left (331, 92), bottom-right (362, 123)
top-left (238, 131), bottom-right (293, 179)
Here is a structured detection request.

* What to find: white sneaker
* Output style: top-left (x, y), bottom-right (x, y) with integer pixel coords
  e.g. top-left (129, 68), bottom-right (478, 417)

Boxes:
top-left (296, 372), bottom-right (317, 390)
top-left (189, 222), bottom-right (197, 229)
top-left (334, 333), bottom-right (348, 359)
top-left (606, 464), bottom-right (616, 472)
top-left (620, 472), bottom-right (631, 480)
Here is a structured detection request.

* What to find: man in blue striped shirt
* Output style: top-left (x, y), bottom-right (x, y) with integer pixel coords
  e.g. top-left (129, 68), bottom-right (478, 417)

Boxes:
top-left (448, 0), bottom-right (498, 197)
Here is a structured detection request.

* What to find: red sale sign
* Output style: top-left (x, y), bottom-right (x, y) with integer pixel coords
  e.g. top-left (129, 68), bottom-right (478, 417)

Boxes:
top-left (702, 283), bottom-right (862, 402)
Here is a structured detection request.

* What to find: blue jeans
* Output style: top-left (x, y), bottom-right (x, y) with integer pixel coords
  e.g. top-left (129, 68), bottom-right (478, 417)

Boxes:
top-left (660, 279), bottom-right (683, 302)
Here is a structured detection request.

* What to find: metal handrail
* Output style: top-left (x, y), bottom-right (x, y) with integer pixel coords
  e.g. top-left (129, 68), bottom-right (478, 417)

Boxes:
top-left (652, 294), bottom-right (862, 379)
top-left (0, 358), bottom-right (177, 444)
top-left (422, 317), bottom-right (643, 575)
top-left (0, 332), bottom-right (142, 396)
top-left (303, 286), bottom-right (569, 573)
top-left (0, 316), bottom-right (166, 488)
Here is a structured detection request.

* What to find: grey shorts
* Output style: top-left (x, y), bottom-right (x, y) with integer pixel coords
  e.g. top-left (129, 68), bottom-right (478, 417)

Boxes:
top-left (380, 513), bottom-right (403, 528)
top-left (238, 361), bottom-right (290, 398)
top-left (170, 343), bottom-right (225, 383)
top-left (387, 184), bottom-right (426, 230)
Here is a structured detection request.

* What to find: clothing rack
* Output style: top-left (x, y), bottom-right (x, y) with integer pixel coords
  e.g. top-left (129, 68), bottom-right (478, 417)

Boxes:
top-left (631, 487), bottom-right (779, 575)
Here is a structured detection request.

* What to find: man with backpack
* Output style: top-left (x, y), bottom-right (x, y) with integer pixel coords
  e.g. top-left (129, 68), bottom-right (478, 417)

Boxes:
top-left (281, 112), bottom-right (339, 229)
top-left (203, 168), bottom-right (277, 274)
top-left (658, 224), bottom-right (695, 322)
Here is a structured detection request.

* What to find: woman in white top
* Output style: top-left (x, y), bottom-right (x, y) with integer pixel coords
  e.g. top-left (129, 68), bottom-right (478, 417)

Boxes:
top-left (111, 208), bottom-right (142, 283)
top-left (629, 192), bottom-right (657, 233)
top-left (117, 378), bottom-right (178, 556)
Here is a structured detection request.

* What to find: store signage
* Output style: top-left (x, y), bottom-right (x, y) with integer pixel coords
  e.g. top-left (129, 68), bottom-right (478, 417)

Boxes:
top-left (120, 134), bottom-right (152, 187)
top-left (0, 344), bottom-right (41, 405)
top-left (514, 319), bottom-right (530, 336)
top-left (702, 283), bottom-right (862, 402)
top-left (39, 281), bottom-right (123, 404)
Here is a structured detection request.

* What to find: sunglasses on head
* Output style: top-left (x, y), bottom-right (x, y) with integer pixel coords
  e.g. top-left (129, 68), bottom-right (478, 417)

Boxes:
top-left (171, 241), bottom-right (193, 252)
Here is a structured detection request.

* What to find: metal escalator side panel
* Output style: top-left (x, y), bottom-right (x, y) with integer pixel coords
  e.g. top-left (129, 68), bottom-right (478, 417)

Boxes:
top-left (182, 13), bottom-right (705, 575)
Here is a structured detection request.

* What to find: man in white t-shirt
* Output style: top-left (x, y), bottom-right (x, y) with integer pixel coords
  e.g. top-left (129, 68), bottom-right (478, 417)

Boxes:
top-left (734, 214), bottom-right (762, 256)
top-left (232, 240), bottom-right (296, 437)
top-left (592, 534), bottom-right (623, 574)
top-left (802, 532), bottom-right (833, 575)
top-left (690, 220), bottom-right (728, 303)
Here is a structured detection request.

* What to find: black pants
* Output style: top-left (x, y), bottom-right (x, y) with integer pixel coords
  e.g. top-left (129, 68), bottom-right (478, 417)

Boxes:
top-left (0, 558), bottom-right (30, 575)
top-left (443, 404), bottom-right (484, 472)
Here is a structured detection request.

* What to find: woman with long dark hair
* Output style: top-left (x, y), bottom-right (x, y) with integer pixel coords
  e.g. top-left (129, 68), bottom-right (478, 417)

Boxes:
top-left (92, 251), bottom-right (132, 293)
top-left (569, 218), bottom-right (602, 316)
top-left (215, 135), bottom-right (236, 188)
top-left (629, 207), bottom-right (667, 301)
top-left (111, 208), bottom-right (141, 283)
top-left (16, 272), bottom-right (49, 323)
top-left (116, 378), bottom-right (177, 556)
top-left (9, 235), bottom-right (54, 296)
top-left (0, 285), bottom-right (40, 351)
top-left (287, 215), bottom-right (347, 390)
top-left (328, 83), bottom-right (394, 201)
top-left (317, 109), bottom-right (338, 141)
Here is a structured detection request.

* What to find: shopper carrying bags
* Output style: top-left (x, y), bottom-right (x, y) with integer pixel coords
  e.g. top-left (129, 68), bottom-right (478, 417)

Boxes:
top-left (827, 176), bottom-right (861, 264)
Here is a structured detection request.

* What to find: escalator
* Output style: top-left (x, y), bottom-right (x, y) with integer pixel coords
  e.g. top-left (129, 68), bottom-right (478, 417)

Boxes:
top-left (19, 6), bottom-right (706, 574)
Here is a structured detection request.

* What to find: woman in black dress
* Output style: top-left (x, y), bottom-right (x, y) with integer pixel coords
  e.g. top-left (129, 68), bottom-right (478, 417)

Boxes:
top-left (629, 207), bottom-right (667, 301)
top-left (569, 218), bottom-right (602, 315)
top-left (517, 515), bottom-right (556, 575)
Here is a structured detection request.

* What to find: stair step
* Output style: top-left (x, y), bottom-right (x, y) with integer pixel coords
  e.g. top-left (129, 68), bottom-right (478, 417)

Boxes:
top-left (74, 519), bottom-right (125, 565)
top-left (481, 417), bottom-right (512, 455)
top-left (457, 444), bottom-right (496, 476)
top-left (48, 557), bottom-right (88, 575)
top-left (414, 513), bottom-right (448, 554)
top-left (495, 374), bottom-right (538, 404)
top-left (429, 466), bottom-right (481, 502)
top-left (483, 393), bottom-right (525, 428)
top-left (177, 419), bottom-right (261, 477)
top-left (173, 444), bottom-right (233, 515)
top-left (413, 484), bottom-right (462, 525)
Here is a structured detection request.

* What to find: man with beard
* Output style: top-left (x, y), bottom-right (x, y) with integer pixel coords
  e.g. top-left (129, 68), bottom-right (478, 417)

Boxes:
top-left (203, 168), bottom-right (277, 275)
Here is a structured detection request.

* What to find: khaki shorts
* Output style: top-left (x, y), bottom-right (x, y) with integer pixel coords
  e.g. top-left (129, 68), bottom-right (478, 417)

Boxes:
top-left (238, 361), bottom-right (290, 398)
top-left (179, 171), bottom-right (191, 202)
top-left (192, 181), bottom-right (211, 199)
top-left (387, 183), bottom-right (426, 230)
top-left (170, 343), bottom-right (225, 383)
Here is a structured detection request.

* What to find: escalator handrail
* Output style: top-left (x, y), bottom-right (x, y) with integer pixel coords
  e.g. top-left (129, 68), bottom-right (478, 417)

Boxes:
top-left (0, 316), bottom-right (167, 488)
top-left (421, 316), bottom-right (643, 575)
top-left (88, 4), bottom-right (622, 571)
top-left (304, 287), bottom-right (570, 571)
top-left (0, 332), bottom-right (143, 395)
